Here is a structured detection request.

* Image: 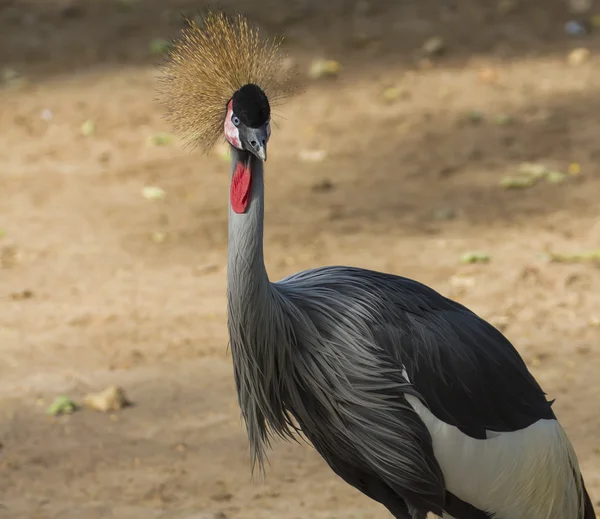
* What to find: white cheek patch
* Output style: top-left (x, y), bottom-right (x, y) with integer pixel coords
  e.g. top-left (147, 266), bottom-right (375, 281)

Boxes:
top-left (224, 105), bottom-right (242, 149)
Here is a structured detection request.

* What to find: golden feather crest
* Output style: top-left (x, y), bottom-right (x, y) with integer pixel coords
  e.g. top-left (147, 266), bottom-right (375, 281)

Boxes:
top-left (157, 11), bottom-right (296, 152)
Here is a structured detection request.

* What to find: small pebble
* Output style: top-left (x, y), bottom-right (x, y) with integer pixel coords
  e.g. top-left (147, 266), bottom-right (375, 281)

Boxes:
top-left (40, 109), bottom-right (53, 121)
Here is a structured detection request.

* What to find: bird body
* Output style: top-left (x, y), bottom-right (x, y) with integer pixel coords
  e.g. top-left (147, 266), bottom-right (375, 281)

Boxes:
top-left (227, 152), bottom-right (594, 519)
top-left (159, 12), bottom-right (596, 519)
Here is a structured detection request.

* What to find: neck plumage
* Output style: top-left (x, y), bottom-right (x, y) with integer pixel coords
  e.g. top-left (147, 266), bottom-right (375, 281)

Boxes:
top-left (227, 147), bottom-right (269, 293)
top-left (227, 146), bottom-right (292, 471)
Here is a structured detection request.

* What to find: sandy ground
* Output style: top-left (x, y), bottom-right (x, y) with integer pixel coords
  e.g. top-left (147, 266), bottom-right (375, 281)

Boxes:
top-left (1, 1), bottom-right (600, 518)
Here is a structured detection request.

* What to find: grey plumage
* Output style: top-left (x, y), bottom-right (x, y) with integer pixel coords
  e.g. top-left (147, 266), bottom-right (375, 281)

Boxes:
top-left (159, 12), bottom-right (596, 519)
top-left (226, 148), bottom-right (593, 519)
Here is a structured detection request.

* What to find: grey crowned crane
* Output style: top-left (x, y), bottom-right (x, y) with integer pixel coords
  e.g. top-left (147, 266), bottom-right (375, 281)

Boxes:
top-left (158, 11), bottom-right (596, 519)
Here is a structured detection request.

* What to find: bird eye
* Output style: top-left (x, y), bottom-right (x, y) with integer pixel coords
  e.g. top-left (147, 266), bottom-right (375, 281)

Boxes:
top-left (232, 115), bottom-right (240, 126)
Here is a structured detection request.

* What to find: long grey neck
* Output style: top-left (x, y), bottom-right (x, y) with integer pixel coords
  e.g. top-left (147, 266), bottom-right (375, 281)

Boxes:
top-left (227, 147), bottom-right (270, 294)
top-left (226, 147), bottom-right (298, 472)
top-left (227, 146), bottom-right (289, 470)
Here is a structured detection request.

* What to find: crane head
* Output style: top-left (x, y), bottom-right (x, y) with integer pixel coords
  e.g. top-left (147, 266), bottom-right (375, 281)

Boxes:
top-left (157, 10), bottom-right (297, 156)
top-left (225, 84), bottom-right (271, 161)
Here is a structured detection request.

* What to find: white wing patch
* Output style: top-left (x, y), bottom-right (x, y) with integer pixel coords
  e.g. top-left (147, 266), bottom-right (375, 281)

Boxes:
top-left (404, 392), bottom-right (583, 519)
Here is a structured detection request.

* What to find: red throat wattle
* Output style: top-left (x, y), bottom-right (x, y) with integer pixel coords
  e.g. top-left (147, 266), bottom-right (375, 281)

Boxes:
top-left (230, 160), bottom-right (252, 214)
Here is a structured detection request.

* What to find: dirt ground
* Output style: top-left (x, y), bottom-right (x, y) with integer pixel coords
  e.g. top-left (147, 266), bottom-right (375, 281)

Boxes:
top-left (1, 0), bottom-right (600, 518)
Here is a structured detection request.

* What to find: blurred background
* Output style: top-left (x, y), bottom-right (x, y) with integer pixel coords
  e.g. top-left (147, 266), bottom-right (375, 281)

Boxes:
top-left (1, 0), bottom-right (600, 518)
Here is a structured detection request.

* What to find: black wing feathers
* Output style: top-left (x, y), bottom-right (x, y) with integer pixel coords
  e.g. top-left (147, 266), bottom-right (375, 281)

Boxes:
top-left (345, 267), bottom-right (555, 438)
top-left (278, 266), bottom-right (555, 518)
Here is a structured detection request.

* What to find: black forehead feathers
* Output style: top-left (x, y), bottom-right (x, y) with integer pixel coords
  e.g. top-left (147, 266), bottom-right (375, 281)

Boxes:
top-left (232, 84), bottom-right (270, 128)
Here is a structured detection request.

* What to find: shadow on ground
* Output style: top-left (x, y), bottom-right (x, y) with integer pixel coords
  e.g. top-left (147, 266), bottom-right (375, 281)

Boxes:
top-left (2, 0), bottom-right (599, 79)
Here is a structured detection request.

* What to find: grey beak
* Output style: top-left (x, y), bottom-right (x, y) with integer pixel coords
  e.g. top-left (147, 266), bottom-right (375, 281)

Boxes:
top-left (244, 126), bottom-right (269, 162)
top-left (256, 144), bottom-right (267, 162)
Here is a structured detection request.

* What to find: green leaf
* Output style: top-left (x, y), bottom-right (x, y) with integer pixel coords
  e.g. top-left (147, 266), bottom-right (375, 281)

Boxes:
top-left (466, 110), bottom-right (484, 123)
top-left (461, 252), bottom-right (491, 264)
top-left (494, 114), bottom-right (513, 125)
top-left (47, 396), bottom-right (77, 416)
top-left (518, 162), bottom-right (549, 178)
top-left (499, 176), bottom-right (538, 189)
top-left (81, 119), bottom-right (95, 136)
top-left (150, 39), bottom-right (173, 56)
top-left (546, 170), bottom-right (567, 184)
top-left (149, 132), bottom-right (174, 146)
top-left (547, 250), bottom-right (600, 263)
top-left (141, 186), bottom-right (166, 200)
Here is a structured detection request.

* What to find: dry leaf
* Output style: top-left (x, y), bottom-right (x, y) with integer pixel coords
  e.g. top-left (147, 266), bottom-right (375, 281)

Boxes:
top-left (83, 386), bottom-right (130, 413)
top-left (142, 186), bottom-right (167, 200)
top-left (309, 59), bottom-right (341, 79)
